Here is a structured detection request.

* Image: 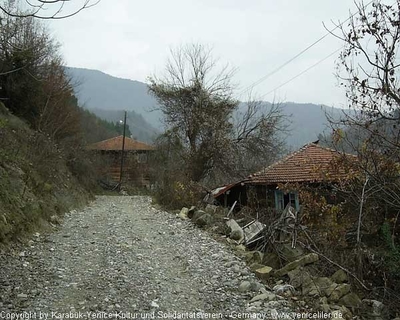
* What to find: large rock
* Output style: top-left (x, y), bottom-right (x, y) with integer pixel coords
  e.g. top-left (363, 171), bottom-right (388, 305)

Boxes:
top-left (331, 305), bottom-right (353, 320)
top-left (329, 284), bottom-right (351, 302)
top-left (205, 204), bottom-right (218, 213)
top-left (238, 281), bottom-right (251, 293)
top-left (244, 251), bottom-right (264, 265)
top-left (280, 244), bottom-right (304, 262)
top-left (226, 219), bottom-right (244, 241)
top-left (194, 213), bottom-right (213, 227)
top-left (303, 277), bottom-right (334, 296)
top-left (301, 274), bottom-right (319, 296)
top-left (288, 268), bottom-right (309, 289)
top-left (192, 210), bottom-right (206, 221)
top-left (314, 277), bottom-right (334, 296)
top-left (274, 253), bottom-right (319, 277)
top-left (319, 303), bottom-right (331, 313)
top-left (325, 283), bottom-right (339, 297)
top-left (317, 297), bottom-right (331, 313)
top-left (331, 269), bottom-right (348, 284)
top-left (255, 266), bottom-right (273, 280)
top-left (339, 292), bottom-right (362, 309)
top-left (179, 207), bottom-right (189, 220)
top-left (250, 293), bottom-right (276, 302)
top-left (362, 299), bottom-right (387, 320)
top-left (249, 282), bottom-right (261, 292)
top-left (250, 263), bottom-right (266, 272)
top-left (262, 252), bottom-right (281, 269)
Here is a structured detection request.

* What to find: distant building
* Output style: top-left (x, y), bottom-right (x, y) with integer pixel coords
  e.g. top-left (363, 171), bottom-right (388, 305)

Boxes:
top-left (87, 135), bottom-right (155, 187)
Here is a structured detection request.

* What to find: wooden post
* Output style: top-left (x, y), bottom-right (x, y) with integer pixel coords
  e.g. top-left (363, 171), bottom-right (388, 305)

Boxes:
top-left (119, 111), bottom-right (127, 185)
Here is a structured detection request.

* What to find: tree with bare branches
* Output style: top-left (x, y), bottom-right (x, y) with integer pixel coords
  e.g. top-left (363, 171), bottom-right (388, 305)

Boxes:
top-left (326, 0), bottom-right (400, 299)
top-left (148, 44), bottom-right (286, 185)
top-left (332, 0), bottom-right (400, 213)
top-left (0, 5), bottom-right (83, 142)
top-left (0, 0), bottom-right (99, 19)
top-left (334, 0), bottom-right (400, 151)
top-left (0, 8), bottom-right (59, 121)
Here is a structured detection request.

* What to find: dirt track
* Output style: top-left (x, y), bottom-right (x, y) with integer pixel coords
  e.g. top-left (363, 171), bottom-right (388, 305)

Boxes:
top-left (0, 196), bottom-right (293, 318)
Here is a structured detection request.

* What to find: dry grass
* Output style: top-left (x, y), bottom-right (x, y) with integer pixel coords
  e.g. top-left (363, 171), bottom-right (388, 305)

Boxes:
top-left (0, 109), bottom-right (91, 244)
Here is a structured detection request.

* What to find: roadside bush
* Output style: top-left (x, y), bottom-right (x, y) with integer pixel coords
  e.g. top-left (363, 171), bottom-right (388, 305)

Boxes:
top-left (64, 145), bottom-right (101, 192)
top-left (381, 221), bottom-right (400, 275)
top-left (152, 174), bottom-right (203, 210)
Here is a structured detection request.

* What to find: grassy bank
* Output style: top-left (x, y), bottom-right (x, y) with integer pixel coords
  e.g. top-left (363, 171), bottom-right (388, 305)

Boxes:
top-left (0, 105), bottom-right (92, 245)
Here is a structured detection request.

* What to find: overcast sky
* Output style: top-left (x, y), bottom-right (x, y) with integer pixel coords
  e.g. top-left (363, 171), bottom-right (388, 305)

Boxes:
top-left (47, 0), bottom-right (365, 107)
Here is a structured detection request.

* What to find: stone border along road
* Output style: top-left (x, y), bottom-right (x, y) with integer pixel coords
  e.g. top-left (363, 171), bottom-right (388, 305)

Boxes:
top-left (0, 196), bottom-right (295, 318)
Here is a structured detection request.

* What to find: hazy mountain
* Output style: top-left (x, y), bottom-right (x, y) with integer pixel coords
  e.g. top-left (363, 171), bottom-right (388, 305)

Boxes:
top-left (67, 67), bottom-right (344, 148)
top-left (235, 101), bottom-right (343, 149)
top-left (66, 67), bottom-right (160, 143)
top-left (276, 102), bottom-right (343, 149)
top-left (88, 108), bottom-right (158, 143)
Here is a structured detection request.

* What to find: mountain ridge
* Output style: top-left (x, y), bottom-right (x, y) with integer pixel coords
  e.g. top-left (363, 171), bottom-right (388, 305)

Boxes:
top-left (67, 67), bottom-right (342, 148)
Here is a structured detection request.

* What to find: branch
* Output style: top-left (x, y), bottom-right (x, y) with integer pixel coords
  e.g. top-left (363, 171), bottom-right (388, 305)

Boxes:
top-left (300, 241), bottom-right (371, 291)
top-left (0, 0), bottom-right (100, 19)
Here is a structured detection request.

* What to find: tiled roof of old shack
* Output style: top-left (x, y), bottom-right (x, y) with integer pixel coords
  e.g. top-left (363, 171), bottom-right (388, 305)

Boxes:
top-left (245, 142), bottom-right (355, 184)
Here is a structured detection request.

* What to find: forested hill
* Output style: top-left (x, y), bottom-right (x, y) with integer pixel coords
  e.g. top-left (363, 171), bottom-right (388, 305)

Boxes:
top-left (66, 67), bottom-right (159, 143)
top-left (67, 67), bottom-right (344, 148)
top-left (261, 102), bottom-right (343, 149)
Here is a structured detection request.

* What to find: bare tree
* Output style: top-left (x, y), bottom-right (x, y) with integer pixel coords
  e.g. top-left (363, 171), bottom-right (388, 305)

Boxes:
top-left (232, 97), bottom-right (288, 179)
top-left (330, 0), bottom-right (400, 210)
top-left (0, 6), bottom-right (82, 142)
top-left (0, 9), bottom-right (59, 120)
top-left (148, 44), bottom-right (237, 182)
top-left (333, 0), bottom-right (400, 148)
top-left (36, 59), bottom-right (82, 140)
top-left (0, 0), bottom-right (99, 19)
top-left (148, 44), bottom-right (287, 185)
top-left (326, 2), bottom-right (400, 295)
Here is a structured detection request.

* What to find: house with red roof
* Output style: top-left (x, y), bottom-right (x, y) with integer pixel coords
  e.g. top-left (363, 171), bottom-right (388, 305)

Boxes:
top-left (87, 135), bottom-right (155, 187)
top-left (212, 141), bottom-right (356, 211)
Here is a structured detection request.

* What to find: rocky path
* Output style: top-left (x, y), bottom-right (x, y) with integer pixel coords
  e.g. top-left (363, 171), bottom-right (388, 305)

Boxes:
top-left (0, 196), bottom-right (294, 318)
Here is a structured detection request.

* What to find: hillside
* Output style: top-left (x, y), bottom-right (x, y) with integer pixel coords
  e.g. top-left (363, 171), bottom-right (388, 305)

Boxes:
top-left (88, 108), bottom-right (158, 143)
top-left (66, 67), bottom-right (159, 143)
top-left (67, 67), bottom-right (343, 148)
top-left (276, 102), bottom-right (342, 149)
top-left (0, 104), bottom-right (91, 244)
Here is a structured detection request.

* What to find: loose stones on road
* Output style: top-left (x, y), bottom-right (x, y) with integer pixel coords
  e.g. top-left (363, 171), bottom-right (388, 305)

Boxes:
top-left (0, 196), bottom-right (292, 315)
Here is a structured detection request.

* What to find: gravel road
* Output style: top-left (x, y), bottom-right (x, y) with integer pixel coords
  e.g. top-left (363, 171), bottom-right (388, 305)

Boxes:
top-left (0, 196), bottom-right (294, 319)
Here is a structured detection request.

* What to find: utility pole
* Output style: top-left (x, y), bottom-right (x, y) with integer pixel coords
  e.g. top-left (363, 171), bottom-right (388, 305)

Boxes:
top-left (119, 110), bottom-right (127, 186)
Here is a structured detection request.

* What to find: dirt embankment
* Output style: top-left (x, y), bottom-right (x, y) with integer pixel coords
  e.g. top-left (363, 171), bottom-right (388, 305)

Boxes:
top-left (0, 106), bottom-right (91, 245)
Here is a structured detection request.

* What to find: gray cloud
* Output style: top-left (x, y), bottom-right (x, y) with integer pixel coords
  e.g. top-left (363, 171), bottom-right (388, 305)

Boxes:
top-left (48, 0), bottom-right (370, 107)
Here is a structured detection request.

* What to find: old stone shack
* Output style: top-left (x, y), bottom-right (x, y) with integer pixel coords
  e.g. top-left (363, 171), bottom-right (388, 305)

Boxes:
top-left (212, 141), bottom-right (355, 211)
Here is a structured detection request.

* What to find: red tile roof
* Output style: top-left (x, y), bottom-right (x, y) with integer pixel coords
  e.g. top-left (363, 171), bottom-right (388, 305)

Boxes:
top-left (87, 135), bottom-right (155, 151)
top-left (245, 142), bottom-right (356, 185)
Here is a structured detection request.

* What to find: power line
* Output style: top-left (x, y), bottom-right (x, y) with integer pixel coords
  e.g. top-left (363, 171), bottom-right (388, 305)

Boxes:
top-left (258, 48), bottom-right (341, 100)
top-left (239, 34), bottom-right (331, 96)
top-left (238, 0), bottom-right (373, 97)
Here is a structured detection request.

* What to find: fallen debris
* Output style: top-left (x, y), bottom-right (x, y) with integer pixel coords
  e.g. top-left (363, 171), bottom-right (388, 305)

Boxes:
top-left (274, 253), bottom-right (319, 277)
top-left (242, 220), bottom-right (266, 246)
top-left (226, 219), bottom-right (244, 242)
